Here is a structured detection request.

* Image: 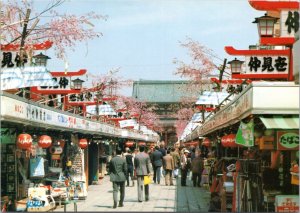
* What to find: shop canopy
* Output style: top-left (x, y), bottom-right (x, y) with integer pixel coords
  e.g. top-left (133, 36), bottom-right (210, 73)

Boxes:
top-left (259, 116), bottom-right (299, 129)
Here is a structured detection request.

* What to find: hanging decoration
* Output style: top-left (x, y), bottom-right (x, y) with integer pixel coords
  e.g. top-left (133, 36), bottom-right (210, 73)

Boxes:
top-left (202, 138), bottom-right (211, 147)
top-left (221, 134), bottom-right (237, 148)
top-left (125, 141), bottom-right (135, 147)
top-left (79, 139), bottom-right (88, 149)
top-left (38, 135), bottom-right (52, 148)
top-left (17, 133), bottom-right (32, 149)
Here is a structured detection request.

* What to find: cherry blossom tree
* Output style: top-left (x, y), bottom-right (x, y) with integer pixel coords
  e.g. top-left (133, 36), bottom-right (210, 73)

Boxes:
top-left (1, 0), bottom-right (107, 58)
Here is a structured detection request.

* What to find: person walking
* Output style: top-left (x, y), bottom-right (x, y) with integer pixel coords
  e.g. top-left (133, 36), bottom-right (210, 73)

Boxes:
top-left (180, 149), bottom-right (191, 186)
top-left (109, 147), bottom-right (127, 208)
top-left (134, 145), bottom-right (152, 202)
top-left (152, 146), bottom-right (163, 184)
top-left (191, 154), bottom-right (204, 187)
top-left (125, 149), bottom-right (135, 187)
top-left (170, 147), bottom-right (180, 178)
top-left (163, 149), bottom-right (175, 186)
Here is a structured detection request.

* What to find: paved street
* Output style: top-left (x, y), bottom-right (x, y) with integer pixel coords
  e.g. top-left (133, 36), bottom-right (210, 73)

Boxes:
top-left (54, 175), bottom-right (210, 212)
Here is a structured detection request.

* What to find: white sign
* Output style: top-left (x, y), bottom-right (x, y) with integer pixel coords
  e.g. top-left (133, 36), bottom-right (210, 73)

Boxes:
top-left (1, 66), bottom-right (57, 90)
top-left (244, 55), bottom-right (289, 75)
top-left (281, 10), bottom-right (299, 38)
top-left (119, 119), bottom-right (137, 128)
top-left (38, 76), bottom-right (71, 90)
top-left (1, 94), bottom-right (159, 141)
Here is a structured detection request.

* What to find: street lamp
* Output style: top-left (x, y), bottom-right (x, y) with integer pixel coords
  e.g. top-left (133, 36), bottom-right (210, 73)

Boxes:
top-left (72, 78), bottom-right (84, 90)
top-left (228, 58), bottom-right (244, 74)
top-left (253, 13), bottom-right (278, 37)
top-left (32, 52), bottom-right (51, 66)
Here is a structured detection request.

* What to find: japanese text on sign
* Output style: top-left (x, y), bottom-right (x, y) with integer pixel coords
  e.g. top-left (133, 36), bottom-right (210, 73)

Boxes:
top-left (245, 56), bottom-right (289, 74)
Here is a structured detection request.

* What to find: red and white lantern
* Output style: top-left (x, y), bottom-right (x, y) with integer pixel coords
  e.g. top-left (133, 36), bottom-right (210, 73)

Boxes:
top-left (79, 139), bottom-right (88, 149)
top-left (202, 138), bottom-right (211, 147)
top-left (17, 133), bottom-right (32, 149)
top-left (38, 135), bottom-right (52, 148)
top-left (125, 141), bottom-right (135, 147)
top-left (221, 134), bottom-right (237, 148)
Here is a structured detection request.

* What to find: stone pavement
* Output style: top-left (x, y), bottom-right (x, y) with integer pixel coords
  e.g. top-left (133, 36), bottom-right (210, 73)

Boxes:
top-left (54, 174), bottom-right (211, 212)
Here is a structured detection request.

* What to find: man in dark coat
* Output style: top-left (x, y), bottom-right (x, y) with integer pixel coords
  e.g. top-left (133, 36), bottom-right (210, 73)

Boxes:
top-left (134, 145), bottom-right (152, 202)
top-left (152, 146), bottom-right (163, 184)
top-left (191, 154), bottom-right (204, 187)
top-left (125, 149), bottom-right (135, 187)
top-left (109, 147), bottom-right (127, 208)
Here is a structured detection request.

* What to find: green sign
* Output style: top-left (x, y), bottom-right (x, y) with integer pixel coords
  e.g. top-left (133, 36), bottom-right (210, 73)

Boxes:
top-left (0, 128), bottom-right (16, 144)
top-left (235, 119), bottom-right (254, 147)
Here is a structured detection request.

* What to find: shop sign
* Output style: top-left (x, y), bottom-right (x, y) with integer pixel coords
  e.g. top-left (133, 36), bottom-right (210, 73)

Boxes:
top-left (281, 10), bottom-right (299, 37)
top-left (51, 154), bottom-right (61, 160)
top-left (235, 119), bottom-right (254, 147)
top-left (0, 128), bottom-right (16, 144)
top-left (245, 55), bottom-right (289, 75)
top-left (277, 131), bottom-right (299, 150)
top-left (68, 91), bottom-right (96, 103)
top-left (1, 66), bottom-right (57, 90)
top-left (38, 76), bottom-right (71, 90)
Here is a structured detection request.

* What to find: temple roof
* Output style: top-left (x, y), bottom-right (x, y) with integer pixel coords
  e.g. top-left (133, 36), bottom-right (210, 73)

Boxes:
top-left (132, 80), bottom-right (203, 103)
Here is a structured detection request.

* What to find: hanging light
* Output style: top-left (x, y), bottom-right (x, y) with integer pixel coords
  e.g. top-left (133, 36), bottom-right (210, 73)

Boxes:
top-left (32, 52), bottom-right (51, 67)
top-left (38, 135), bottom-right (52, 148)
top-left (17, 133), bottom-right (32, 149)
top-left (79, 139), bottom-right (88, 149)
top-left (253, 13), bottom-right (278, 37)
top-left (228, 58), bottom-right (244, 74)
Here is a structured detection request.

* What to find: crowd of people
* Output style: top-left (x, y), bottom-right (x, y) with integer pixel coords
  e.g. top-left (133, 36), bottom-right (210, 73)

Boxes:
top-left (108, 142), bottom-right (205, 209)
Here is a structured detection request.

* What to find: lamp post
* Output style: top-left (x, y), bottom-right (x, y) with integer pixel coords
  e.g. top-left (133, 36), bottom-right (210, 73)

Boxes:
top-left (253, 13), bottom-right (278, 37)
top-left (32, 52), bottom-right (51, 67)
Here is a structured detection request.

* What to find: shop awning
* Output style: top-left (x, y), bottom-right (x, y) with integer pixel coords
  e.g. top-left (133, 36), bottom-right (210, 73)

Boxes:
top-left (259, 116), bottom-right (299, 129)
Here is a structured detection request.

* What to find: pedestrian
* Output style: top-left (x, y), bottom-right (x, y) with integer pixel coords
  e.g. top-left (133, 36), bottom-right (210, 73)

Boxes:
top-left (180, 149), bottom-right (191, 186)
top-left (134, 145), bottom-right (152, 202)
top-left (191, 153), bottom-right (204, 187)
top-left (152, 146), bottom-right (163, 184)
top-left (125, 149), bottom-right (135, 187)
top-left (109, 147), bottom-right (127, 208)
top-left (163, 149), bottom-right (174, 186)
top-left (170, 147), bottom-right (180, 178)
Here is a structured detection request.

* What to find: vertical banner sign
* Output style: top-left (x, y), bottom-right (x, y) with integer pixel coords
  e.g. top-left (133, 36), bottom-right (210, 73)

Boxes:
top-left (277, 130), bottom-right (299, 150)
top-left (235, 119), bottom-right (254, 147)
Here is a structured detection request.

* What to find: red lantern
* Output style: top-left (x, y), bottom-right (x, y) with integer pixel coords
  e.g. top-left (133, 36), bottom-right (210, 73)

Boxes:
top-left (17, 133), bottom-right (32, 149)
top-left (79, 139), bottom-right (88, 149)
top-left (221, 134), bottom-right (237, 148)
top-left (202, 138), bottom-right (211, 147)
top-left (138, 142), bottom-right (146, 146)
top-left (125, 141), bottom-right (134, 147)
top-left (38, 135), bottom-right (52, 148)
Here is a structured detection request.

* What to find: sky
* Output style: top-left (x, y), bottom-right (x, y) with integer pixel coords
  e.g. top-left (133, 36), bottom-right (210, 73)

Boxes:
top-left (34, 0), bottom-right (263, 95)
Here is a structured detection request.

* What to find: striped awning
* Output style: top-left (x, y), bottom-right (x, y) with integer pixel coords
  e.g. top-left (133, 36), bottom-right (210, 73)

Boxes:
top-left (259, 116), bottom-right (299, 129)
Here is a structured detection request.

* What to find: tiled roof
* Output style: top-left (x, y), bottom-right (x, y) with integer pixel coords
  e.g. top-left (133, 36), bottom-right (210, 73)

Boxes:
top-left (132, 80), bottom-right (201, 103)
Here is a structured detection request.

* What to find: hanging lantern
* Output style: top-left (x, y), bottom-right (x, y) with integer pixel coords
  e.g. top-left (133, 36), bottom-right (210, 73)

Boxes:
top-left (221, 135), bottom-right (228, 147)
top-left (202, 138), bottom-right (211, 147)
top-left (38, 135), bottom-right (52, 148)
top-left (125, 141), bottom-right (134, 147)
top-left (17, 133), bottom-right (32, 149)
top-left (138, 142), bottom-right (146, 146)
top-left (79, 139), bottom-right (88, 149)
top-left (227, 134), bottom-right (237, 148)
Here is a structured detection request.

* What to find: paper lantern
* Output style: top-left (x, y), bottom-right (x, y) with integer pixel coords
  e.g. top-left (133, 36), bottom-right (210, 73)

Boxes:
top-left (17, 133), bottom-right (32, 149)
top-left (221, 134), bottom-right (237, 148)
top-left (79, 139), bottom-right (88, 149)
top-left (202, 138), bottom-right (211, 147)
top-left (38, 135), bottom-right (52, 148)
top-left (125, 141), bottom-right (134, 147)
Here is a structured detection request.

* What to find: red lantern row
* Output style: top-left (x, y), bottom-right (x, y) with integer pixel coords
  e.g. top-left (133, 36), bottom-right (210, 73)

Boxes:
top-left (221, 134), bottom-right (237, 148)
top-left (202, 138), bottom-right (211, 147)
